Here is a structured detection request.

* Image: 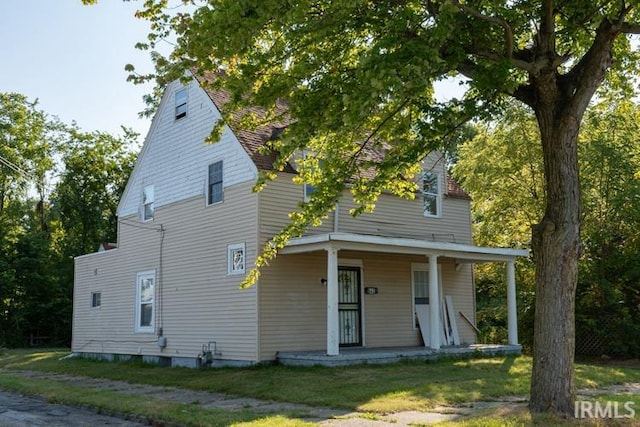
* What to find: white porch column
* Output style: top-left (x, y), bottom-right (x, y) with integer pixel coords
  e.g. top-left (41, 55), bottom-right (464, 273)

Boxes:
top-left (326, 247), bottom-right (339, 356)
top-left (428, 254), bottom-right (440, 350)
top-left (506, 260), bottom-right (518, 345)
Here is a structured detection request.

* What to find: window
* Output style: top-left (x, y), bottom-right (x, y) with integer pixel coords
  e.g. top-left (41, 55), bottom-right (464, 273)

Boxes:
top-left (412, 269), bottom-right (429, 328)
top-left (422, 172), bottom-right (441, 217)
top-left (304, 182), bottom-right (317, 200)
top-left (142, 185), bottom-right (154, 221)
top-left (228, 243), bottom-right (245, 275)
top-left (135, 271), bottom-right (155, 333)
top-left (207, 161), bottom-right (223, 205)
top-left (175, 88), bottom-right (187, 120)
top-left (411, 263), bottom-right (442, 329)
top-left (91, 292), bottom-right (101, 308)
top-left (302, 152), bottom-right (323, 201)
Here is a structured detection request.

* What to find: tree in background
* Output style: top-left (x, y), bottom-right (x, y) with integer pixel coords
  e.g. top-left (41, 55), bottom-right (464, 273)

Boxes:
top-left (0, 92), bottom-right (138, 347)
top-left (0, 93), bottom-right (63, 346)
top-left (123, 0), bottom-right (640, 413)
top-left (54, 129), bottom-right (138, 256)
top-left (454, 99), bottom-right (640, 357)
top-left (453, 102), bottom-right (542, 350)
top-left (577, 99), bottom-right (640, 357)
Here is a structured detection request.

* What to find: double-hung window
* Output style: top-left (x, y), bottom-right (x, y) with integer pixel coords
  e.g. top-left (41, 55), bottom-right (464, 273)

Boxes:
top-left (142, 185), bottom-right (154, 221)
top-left (175, 88), bottom-right (188, 120)
top-left (135, 271), bottom-right (155, 333)
top-left (422, 172), bottom-right (441, 217)
top-left (207, 161), bottom-right (223, 205)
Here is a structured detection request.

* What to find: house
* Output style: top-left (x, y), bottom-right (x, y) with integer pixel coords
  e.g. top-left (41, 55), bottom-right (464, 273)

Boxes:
top-left (72, 73), bottom-right (528, 367)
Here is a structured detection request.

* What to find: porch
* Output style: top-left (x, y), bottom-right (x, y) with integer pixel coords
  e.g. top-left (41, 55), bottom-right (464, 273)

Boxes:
top-left (278, 232), bottom-right (529, 358)
top-left (277, 344), bottom-right (522, 367)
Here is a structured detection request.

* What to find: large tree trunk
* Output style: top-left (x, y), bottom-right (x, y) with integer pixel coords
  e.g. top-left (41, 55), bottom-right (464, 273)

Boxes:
top-left (529, 103), bottom-right (582, 414)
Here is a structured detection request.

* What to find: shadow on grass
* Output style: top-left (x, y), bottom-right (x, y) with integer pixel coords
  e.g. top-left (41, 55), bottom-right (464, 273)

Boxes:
top-left (1, 349), bottom-right (639, 416)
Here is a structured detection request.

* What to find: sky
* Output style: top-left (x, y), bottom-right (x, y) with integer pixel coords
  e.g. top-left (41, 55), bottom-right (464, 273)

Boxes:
top-left (0, 1), bottom-right (466, 143)
top-left (1, 1), bottom-right (157, 138)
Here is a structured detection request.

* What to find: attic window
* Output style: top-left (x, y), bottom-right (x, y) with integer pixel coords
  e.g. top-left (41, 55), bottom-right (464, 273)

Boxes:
top-left (91, 292), bottom-right (101, 308)
top-left (175, 88), bottom-right (187, 120)
top-left (142, 185), bottom-right (154, 221)
top-left (207, 161), bottom-right (223, 205)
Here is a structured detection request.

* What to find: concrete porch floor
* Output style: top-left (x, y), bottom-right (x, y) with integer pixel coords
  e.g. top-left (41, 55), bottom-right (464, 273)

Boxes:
top-left (277, 344), bottom-right (522, 367)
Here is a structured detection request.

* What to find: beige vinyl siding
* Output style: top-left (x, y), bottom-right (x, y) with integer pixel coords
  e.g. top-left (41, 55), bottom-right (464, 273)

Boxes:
top-left (258, 252), bottom-right (329, 360)
top-left (258, 174), bottom-right (333, 245)
top-left (73, 182), bottom-right (259, 362)
top-left (258, 173), bottom-right (472, 245)
top-left (336, 193), bottom-right (472, 244)
top-left (355, 252), bottom-right (421, 348)
top-left (257, 251), bottom-right (476, 361)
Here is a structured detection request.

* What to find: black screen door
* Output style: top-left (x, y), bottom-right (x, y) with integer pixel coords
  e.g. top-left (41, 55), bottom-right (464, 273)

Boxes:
top-left (338, 267), bottom-right (362, 346)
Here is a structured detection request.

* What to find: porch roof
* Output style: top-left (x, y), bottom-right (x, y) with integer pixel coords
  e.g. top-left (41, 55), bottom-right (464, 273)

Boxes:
top-left (280, 232), bottom-right (529, 263)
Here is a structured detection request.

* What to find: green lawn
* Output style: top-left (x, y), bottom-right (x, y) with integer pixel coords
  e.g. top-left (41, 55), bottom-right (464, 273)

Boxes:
top-left (0, 348), bottom-right (638, 426)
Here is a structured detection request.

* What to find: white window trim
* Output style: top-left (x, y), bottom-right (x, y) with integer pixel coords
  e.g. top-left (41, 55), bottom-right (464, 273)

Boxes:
top-left (411, 263), bottom-right (443, 330)
top-left (206, 160), bottom-right (224, 206)
top-left (303, 182), bottom-right (317, 202)
top-left (302, 150), bottom-right (321, 202)
top-left (135, 270), bottom-right (156, 333)
top-left (141, 185), bottom-right (154, 222)
top-left (90, 291), bottom-right (101, 309)
top-left (228, 243), bottom-right (246, 275)
top-left (422, 172), bottom-right (442, 218)
top-left (175, 87), bottom-right (188, 120)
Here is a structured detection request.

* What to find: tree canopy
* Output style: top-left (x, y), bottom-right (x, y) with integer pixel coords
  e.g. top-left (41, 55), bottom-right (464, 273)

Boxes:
top-left (0, 92), bottom-right (138, 347)
top-left (453, 98), bottom-right (640, 357)
top-left (127, 0), bottom-right (640, 415)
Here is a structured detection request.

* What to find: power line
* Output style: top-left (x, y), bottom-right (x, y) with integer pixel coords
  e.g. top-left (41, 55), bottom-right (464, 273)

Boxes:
top-left (0, 154), bottom-right (30, 177)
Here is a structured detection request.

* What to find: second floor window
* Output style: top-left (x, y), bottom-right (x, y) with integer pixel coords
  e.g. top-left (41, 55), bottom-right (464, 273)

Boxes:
top-left (303, 152), bottom-right (323, 201)
top-left (422, 172), bottom-right (441, 217)
top-left (208, 161), bottom-right (223, 205)
top-left (142, 185), bottom-right (154, 221)
top-left (175, 88), bottom-right (187, 120)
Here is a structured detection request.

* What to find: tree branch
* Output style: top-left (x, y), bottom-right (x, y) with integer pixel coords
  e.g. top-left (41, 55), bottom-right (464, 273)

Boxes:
top-left (621, 22), bottom-right (640, 34)
top-left (452, 0), bottom-right (514, 58)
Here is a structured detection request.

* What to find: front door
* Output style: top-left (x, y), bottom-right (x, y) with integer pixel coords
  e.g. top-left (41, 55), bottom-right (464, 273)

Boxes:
top-left (338, 266), bottom-right (362, 346)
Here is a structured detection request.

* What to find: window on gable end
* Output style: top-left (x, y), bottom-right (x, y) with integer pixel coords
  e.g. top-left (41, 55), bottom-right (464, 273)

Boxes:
top-left (142, 185), bottom-right (154, 221)
top-left (91, 292), bottom-right (101, 308)
top-left (175, 87), bottom-right (188, 120)
top-left (422, 172), bottom-right (441, 217)
top-left (207, 161), bottom-right (223, 205)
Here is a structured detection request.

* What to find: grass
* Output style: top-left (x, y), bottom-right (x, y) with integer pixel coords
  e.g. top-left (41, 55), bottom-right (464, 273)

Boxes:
top-left (0, 348), bottom-right (639, 425)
